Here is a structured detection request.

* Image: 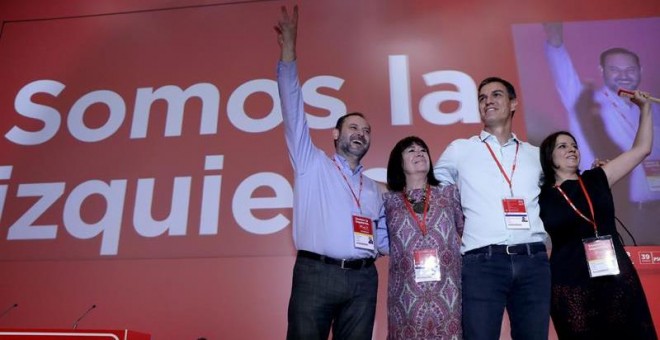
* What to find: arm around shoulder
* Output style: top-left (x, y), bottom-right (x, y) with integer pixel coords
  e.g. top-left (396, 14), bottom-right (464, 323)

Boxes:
top-left (433, 141), bottom-right (460, 184)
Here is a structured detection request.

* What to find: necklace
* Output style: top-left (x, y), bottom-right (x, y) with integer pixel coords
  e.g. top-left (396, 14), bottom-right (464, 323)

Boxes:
top-left (405, 185), bottom-right (428, 214)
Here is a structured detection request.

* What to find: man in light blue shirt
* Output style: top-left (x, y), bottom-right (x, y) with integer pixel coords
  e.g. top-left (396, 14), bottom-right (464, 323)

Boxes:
top-left (434, 77), bottom-right (550, 339)
top-left (275, 6), bottom-right (385, 340)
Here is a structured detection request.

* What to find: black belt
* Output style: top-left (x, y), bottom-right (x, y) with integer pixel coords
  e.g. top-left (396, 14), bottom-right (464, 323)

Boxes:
top-left (465, 242), bottom-right (546, 256)
top-left (297, 250), bottom-right (375, 270)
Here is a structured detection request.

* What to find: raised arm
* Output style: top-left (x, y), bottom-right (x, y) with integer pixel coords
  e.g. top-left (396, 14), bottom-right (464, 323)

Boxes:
top-left (543, 22), bottom-right (563, 48)
top-left (276, 6), bottom-right (316, 174)
top-left (601, 91), bottom-right (653, 186)
top-left (274, 6), bottom-right (297, 62)
top-left (543, 22), bottom-right (583, 109)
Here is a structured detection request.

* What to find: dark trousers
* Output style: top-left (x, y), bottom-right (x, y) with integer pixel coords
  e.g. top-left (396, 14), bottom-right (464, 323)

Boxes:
top-left (462, 246), bottom-right (551, 340)
top-left (286, 255), bottom-right (378, 340)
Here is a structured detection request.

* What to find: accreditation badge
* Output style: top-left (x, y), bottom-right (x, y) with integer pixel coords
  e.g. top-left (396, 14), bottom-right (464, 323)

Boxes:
top-left (582, 235), bottom-right (620, 277)
top-left (642, 159), bottom-right (660, 192)
top-left (352, 215), bottom-right (375, 250)
top-left (413, 248), bottom-right (441, 283)
top-left (502, 198), bottom-right (531, 230)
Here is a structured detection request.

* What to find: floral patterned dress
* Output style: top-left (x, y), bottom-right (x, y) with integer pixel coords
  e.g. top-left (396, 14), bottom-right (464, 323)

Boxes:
top-left (384, 184), bottom-right (464, 340)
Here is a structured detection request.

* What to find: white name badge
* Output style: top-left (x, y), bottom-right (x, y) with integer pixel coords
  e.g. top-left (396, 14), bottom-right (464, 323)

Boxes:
top-left (502, 198), bottom-right (531, 230)
top-left (352, 215), bottom-right (375, 251)
top-left (413, 248), bottom-right (441, 283)
top-left (583, 235), bottom-right (620, 277)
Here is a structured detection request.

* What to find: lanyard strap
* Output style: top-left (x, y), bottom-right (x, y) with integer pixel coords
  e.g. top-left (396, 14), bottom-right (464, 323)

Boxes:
top-left (555, 177), bottom-right (598, 236)
top-left (401, 184), bottom-right (431, 236)
top-left (332, 158), bottom-right (363, 212)
top-left (483, 140), bottom-right (519, 197)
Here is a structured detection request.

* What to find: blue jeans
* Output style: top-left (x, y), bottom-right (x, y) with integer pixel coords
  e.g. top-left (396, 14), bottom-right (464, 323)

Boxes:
top-left (286, 255), bottom-right (378, 340)
top-left (462, 247), bottom-right (551, 340)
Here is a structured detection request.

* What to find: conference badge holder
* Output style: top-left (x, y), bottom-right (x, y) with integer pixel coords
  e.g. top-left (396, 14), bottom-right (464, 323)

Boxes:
top-left (582, 235), bottom-right (620, 277)
top-left (413, 248), bottom-right (441, 283)
top-left (502, 198), bottom-right (531, 230)
top-left (353, 215), bottom-right (375, 251)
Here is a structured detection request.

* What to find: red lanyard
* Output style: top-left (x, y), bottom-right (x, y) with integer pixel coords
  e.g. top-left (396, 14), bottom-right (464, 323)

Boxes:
top-left (555, 177), bottom-right (598, 236)
top-left (401, 184), bottom-right (431, 236)
top-left (332, 158), bottom-right (363, 212)
top-left (484, 140), bottom-right (519, 197)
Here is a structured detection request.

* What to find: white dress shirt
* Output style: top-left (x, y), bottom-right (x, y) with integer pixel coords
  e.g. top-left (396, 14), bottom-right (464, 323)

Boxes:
top-left (434, 131), bottom-right (548, 253)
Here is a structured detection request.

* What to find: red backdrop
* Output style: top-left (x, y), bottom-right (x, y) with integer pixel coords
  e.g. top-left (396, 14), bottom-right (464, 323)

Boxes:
top-left (0, 1), bottom-right (658, 339)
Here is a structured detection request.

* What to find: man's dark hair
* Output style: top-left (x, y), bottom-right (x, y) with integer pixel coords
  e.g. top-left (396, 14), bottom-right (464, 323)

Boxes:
top-left (599, 47), bottom-right (640, 68)
top-left (334, 112), bottom-right (367, 147)
top-left (335, 112), bottom-right (366, 130)
top-left (386, 136), bottom-right (440, 192)
top-left (478, 77), bottom-right (517, 100)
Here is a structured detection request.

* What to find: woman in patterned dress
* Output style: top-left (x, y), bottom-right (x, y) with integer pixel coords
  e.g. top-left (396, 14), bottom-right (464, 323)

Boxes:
top-left (381, 136), bottom-right (464, 340)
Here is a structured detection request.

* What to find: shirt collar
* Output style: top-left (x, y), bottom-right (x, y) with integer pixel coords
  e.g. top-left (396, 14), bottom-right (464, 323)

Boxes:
top-left (333, 154), bottom-right (363, 175)
top-left (479, 130), bottom-right (520, 145)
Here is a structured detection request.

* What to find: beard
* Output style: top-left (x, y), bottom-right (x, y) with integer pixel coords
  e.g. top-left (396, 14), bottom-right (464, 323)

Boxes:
top-left (337, 134), bottom-right (369, 159)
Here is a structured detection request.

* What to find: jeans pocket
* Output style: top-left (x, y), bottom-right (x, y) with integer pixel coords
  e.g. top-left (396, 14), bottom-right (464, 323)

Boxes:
top-left (530, 251), bottom-right (550, 269)
top-left (462, 252), bottom-right (489, 265)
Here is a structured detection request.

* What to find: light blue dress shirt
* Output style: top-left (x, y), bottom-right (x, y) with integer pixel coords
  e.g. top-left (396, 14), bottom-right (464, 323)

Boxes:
top-left (278, 60), bottom-right (384, 260)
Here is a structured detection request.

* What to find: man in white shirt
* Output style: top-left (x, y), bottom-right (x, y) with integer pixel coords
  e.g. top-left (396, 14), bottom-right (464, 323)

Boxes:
top-left (434, 77), bottom-right (550, 339)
